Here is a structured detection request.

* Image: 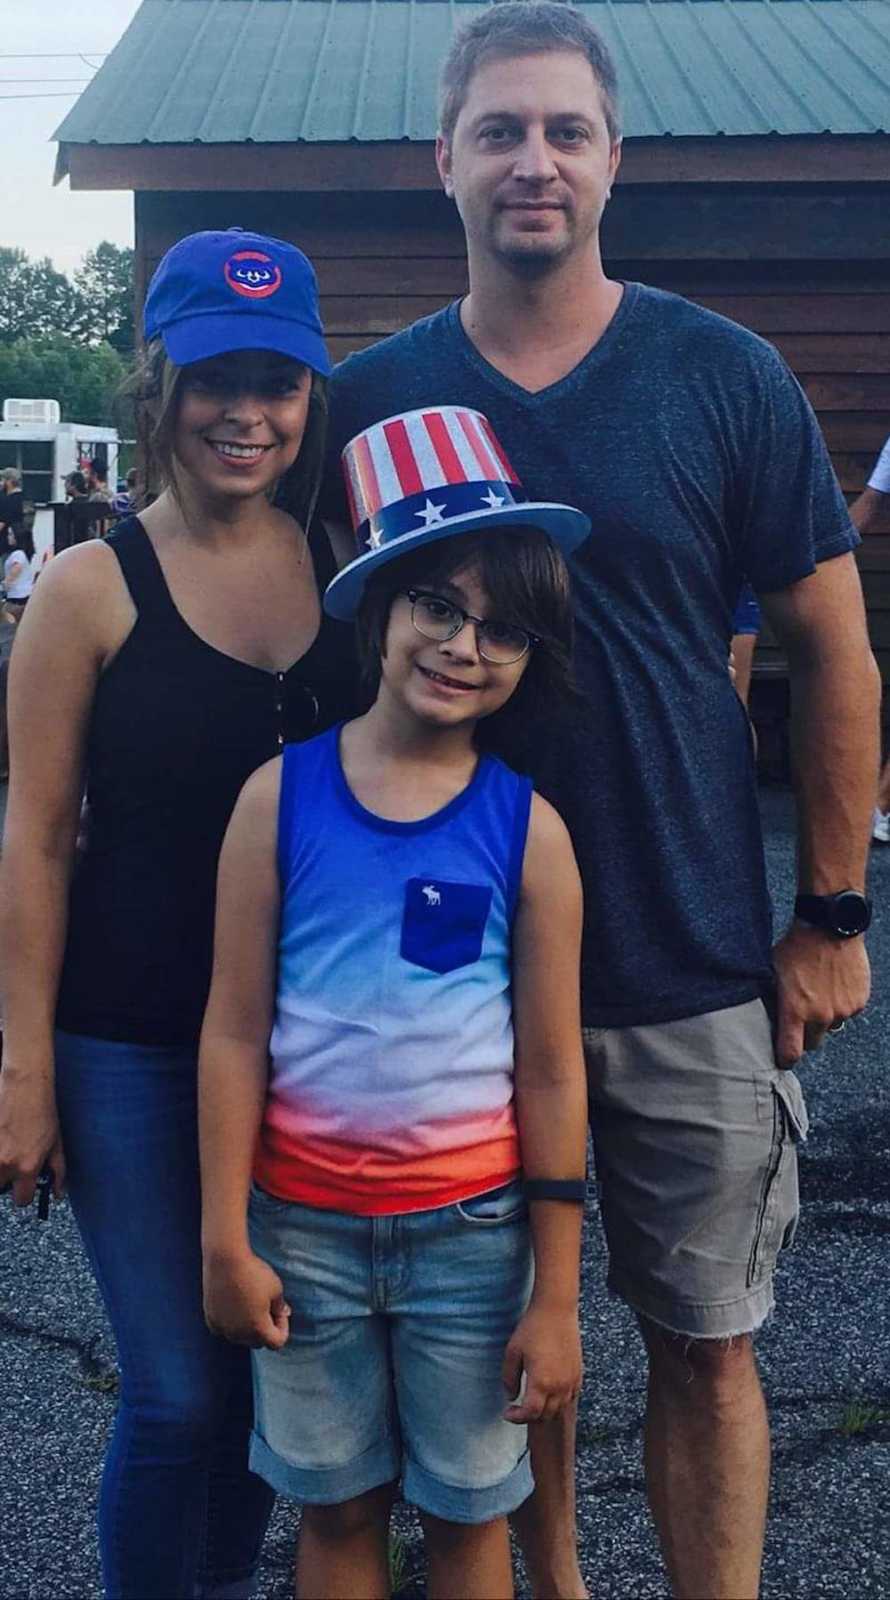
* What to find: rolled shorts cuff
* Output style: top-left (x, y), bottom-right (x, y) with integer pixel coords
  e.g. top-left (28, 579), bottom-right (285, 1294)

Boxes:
top-left (249, 1430), bottom-right (399, 1505)
top-left (608, 1265), bottom-right (774, 1340)
top-left (403, 1449), bottom-right (534, 1526)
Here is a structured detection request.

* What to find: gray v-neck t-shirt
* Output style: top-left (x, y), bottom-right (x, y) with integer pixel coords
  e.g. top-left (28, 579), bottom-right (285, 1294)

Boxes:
top-left (321, 285), bottom-right (857, 1028)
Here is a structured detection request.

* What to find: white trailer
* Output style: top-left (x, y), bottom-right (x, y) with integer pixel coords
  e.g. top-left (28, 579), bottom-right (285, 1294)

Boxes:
top-left (0, 399), bottom-right (120, 567)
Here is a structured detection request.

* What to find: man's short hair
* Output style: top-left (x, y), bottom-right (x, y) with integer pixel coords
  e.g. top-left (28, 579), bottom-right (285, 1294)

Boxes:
top-left (2, 466), bottom-right (22, 488)
top-left (439, 1), bottom-right (621, 145)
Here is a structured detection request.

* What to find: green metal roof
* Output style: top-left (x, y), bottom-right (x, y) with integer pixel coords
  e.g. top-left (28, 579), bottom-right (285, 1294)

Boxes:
top-left (55, 0), bottom-right (890, 145)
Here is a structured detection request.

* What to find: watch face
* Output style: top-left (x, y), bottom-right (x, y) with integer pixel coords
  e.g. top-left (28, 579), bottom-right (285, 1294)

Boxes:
top-left (832, 892), bottom-right (871, 937)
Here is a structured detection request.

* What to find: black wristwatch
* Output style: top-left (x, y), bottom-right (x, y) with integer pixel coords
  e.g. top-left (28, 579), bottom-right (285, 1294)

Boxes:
top-left (794, 890), bottom-right (872, 939)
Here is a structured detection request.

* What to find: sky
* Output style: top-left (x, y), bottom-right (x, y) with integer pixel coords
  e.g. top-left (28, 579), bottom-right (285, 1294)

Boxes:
top-left (1, 0), bottom-right (143, 275)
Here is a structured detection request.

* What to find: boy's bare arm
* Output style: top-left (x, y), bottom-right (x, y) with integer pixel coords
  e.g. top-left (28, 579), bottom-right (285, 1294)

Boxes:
top-left (505, 793), bottom-right (587, 1422)
top-left (198, 758), bottom-right (281, 1267)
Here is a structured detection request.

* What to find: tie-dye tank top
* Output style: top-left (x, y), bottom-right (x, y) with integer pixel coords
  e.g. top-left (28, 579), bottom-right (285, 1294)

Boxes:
top-left (253, 725), bottom-right (533, 1215)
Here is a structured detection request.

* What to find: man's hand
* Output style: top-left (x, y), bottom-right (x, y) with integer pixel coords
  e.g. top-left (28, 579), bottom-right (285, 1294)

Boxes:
top-left (772, 922), bottom-right (871, 1065)
top-left (502, 1300), bottom-right (582, 1425)
top-left (203, 1247), bottom-right (291, 1350)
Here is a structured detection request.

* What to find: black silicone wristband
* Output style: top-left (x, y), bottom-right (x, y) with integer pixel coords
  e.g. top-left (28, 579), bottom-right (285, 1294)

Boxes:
top-left (522, 1178), bottom-right (587, 1204)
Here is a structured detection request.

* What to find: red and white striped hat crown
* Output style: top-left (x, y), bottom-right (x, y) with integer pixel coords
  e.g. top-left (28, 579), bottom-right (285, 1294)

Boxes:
top-left (324, 405), bottom-right (590, 620)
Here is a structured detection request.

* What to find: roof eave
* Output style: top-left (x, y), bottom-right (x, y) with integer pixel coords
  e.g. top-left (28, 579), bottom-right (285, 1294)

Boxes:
top-left (58, 133), bottom-right (890, 193)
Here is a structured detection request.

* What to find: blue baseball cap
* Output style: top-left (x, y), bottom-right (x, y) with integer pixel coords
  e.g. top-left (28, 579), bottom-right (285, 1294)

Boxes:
top-left (143, 228), bottom-right (331, 376)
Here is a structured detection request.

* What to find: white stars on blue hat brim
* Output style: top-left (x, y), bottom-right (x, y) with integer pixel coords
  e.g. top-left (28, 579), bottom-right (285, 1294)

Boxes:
top-left (324, 501), bottom-right (591, 622)
top-left (415, 498), bottom-right (448, 529)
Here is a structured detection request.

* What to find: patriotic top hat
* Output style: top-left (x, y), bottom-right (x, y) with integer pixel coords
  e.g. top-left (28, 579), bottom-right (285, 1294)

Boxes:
top-left (323, 406), bottom-right (590, 620)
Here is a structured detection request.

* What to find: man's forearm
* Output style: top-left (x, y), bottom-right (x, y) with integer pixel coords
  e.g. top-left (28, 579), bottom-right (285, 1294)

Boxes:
top-left (848, 486), bottom-right (889, 537)
top-left (788, 646), bottom-right (881, 893)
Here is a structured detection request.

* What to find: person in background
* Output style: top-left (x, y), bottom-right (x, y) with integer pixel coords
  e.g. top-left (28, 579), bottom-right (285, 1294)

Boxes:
top-left (85, 463), bottom-right (113, 538)
top-left (2, 522), bottom-right (35, 620)
top-left (0, 228), bottom-right (355, 1600)
top-left (0, 466), bottom-right (24, 539)
top-left (111, 468), bottom-right (140, 521)
top-left (848, 434), bottom-right (890, 845)
top-left (320, 7), bottom-right (880, 1595)
top-left (0, 607), bottom-right (17, 781)
top-left (730, 581), bottom-right (762, 711)
top-left (0, 470), bottom-right (31, 779)
top-left (86, 461), bottom-right (112, 504)
top-left (65, 470), bottom-right (105, 544)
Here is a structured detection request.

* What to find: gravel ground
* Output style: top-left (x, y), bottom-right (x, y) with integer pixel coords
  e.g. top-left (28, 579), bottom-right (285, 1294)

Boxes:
top-left (1, 786), bottom-right (889, 1599)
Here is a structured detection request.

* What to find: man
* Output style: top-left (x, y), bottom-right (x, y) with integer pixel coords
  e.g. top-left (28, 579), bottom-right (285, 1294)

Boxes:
top-left (0, 466), bottom-right (24, 539)
top-left (320, 6), bottom-right (880, 1596)
top-left (64, 470), bottom-right (104, 544)
top-left (111, 467), bottom-right (140, 521)
top-left (85, 460), bottom-right (111, 502)
top-left (848, 434), bottom-right (890, 843)
top-left (85, 461), bottom-right (112, 537)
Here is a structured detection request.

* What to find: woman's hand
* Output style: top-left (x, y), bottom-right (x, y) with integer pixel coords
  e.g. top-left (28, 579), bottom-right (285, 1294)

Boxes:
top-left (203, 1246), bottom-right (291, 1350)
top-left (0, 1061), bottom-right (66, 1206)
top-left (501, 1299), bottom-right (583, 1424)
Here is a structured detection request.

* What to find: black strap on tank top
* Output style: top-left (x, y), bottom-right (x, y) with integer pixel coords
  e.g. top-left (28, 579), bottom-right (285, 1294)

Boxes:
top-left (306, 517), bottom-right (338, 591)
top-left (105, 517), bottom-right (181, 621)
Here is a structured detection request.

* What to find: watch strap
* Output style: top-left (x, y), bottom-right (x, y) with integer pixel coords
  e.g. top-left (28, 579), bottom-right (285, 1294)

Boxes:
top-left (522, 1178), bottom-right (587, 1204)
top-left (794, 891), bottom-right (872, 937)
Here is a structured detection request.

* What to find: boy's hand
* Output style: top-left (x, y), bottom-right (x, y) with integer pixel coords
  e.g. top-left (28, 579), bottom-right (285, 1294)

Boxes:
top-left (203, 1248), bottom-right (291, 1350)
top-left (502, 1300), bottom-right (582, 1424)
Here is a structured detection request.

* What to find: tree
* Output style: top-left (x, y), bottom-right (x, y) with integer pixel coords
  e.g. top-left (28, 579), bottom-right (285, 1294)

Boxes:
top-left (75, 241), bottom-right (135, 352)
top-left (0, 248), bottom-right (89, 345)
top-left (0, 334), bottom-right (127, 426)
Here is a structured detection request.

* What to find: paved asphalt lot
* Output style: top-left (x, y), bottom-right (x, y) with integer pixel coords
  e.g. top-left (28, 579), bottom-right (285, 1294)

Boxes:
top-left (1, 786), bottom-right (888, 1599)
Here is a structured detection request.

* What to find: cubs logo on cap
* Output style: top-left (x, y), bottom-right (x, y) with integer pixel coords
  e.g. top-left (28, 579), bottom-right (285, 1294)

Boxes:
top-left (323, 406), bottom-right (590, 621)
top-left (224, 250), bottom-right (283, 300)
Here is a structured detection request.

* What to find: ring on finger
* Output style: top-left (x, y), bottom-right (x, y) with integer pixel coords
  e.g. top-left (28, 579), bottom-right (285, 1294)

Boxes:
top-left (828, 1020), bottom-right (847, 1035)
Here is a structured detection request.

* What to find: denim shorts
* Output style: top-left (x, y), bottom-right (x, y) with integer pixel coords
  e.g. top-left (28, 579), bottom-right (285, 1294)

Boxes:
top-left (585, 998), bottom-right (808, 1339)
top-left (247, 1179), bottom-right (535, 1524)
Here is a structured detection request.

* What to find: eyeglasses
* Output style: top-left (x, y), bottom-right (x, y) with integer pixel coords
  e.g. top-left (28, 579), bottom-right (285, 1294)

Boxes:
top-left (405, 589), bottom-right (538, 665)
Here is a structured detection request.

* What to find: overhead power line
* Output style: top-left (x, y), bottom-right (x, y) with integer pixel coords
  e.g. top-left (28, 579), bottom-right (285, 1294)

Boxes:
top-left (0, 52), bottom-right (109, 59)
top-left (0, 91), bottom-right (88, 100)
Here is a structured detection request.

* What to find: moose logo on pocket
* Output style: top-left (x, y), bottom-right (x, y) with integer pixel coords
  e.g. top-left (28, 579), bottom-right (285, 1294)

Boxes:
top-left (401, 878), bottom-right (493, 975)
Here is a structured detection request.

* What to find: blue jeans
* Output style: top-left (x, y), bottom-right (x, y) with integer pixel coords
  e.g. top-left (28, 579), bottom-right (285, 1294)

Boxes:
top-left (55, 1030), bottom-right (274, 1600)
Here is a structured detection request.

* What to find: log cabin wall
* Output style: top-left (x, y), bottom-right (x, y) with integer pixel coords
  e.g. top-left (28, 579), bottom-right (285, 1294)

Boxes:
top-left (136, 186), bottom-right (890, 728)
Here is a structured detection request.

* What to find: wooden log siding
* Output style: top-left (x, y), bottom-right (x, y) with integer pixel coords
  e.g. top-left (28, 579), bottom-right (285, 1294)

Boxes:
top-left (135, 189), bottom-right (890, 713)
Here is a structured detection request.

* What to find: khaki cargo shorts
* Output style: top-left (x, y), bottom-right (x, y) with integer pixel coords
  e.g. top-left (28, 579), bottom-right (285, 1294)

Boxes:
top-left (584, 998), bottom-right (808, 1339)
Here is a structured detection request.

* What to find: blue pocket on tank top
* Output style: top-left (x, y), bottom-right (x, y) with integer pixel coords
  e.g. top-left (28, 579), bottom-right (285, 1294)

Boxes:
top-left (401, 878), bottom-right (493, 975)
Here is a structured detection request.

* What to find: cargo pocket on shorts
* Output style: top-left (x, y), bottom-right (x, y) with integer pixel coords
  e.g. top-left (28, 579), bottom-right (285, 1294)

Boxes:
top-left (747, 1071), bottom-right (809, 1288)
top-left (400, 878), bottom-right (493, 974)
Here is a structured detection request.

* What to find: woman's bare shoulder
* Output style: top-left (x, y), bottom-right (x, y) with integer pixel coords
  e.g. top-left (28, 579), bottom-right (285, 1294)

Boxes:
top-left (23, 539), bottom-right (136, 661)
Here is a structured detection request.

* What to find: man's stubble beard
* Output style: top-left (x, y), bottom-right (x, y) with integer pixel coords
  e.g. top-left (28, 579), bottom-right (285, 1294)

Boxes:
top-left (488, 220), bottom-right (576, 279)
top-left (484, 202), bottom-right (604, 279)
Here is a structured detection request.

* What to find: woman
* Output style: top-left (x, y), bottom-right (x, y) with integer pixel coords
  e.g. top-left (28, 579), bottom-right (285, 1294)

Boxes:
top-left (0, 229), bottom-right (355, 1600)
top-left (3, 521), bottom-right (35, 619)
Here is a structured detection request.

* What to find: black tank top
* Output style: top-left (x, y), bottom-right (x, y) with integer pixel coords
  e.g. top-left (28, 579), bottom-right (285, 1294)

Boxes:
top-left (56, 516), bottom-right (357, 1047)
